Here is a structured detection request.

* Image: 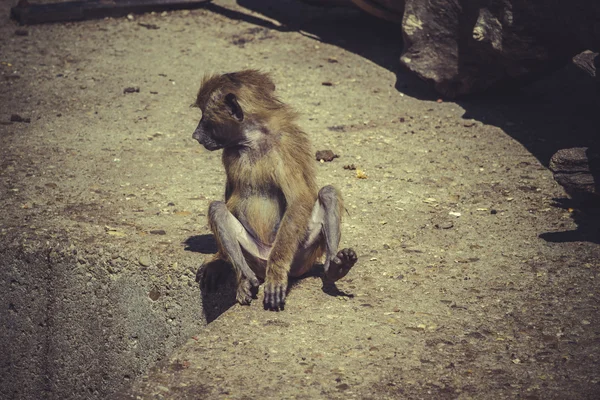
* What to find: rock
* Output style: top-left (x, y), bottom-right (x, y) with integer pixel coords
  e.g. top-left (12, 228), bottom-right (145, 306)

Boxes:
top-left (549, 147), bottom-right (600, 198)
top-left (123, 86), bottom-right (140, 94)
top-left (397, 0), bottom-right (600, 97)
top-left (10, 114), bottom-right (30, 123)
top-left (315, 150), bottom-right (339, 162)
top-left (139, 255), bottom-right (152, 267)
top-left (303, 1), bottom-right (600, 95)
top-left (434, 220), bottom-right (454, 230)
top-left (573, 51), bottom-right (598, 79)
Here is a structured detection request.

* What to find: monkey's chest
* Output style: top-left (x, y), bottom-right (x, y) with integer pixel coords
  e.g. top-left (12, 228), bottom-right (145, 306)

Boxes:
top-left (229, 195), bottom-right (283, 245)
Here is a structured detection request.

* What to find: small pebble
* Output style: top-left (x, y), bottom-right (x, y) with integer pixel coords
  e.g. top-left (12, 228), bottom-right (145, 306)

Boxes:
top-left (435, 221), bottom-right (454, 229)
top-left (123, 87), bottom-right (140, 94)
top-left (10, 114), bottom-right (31, 123)
top-left (139, 255), bottom-right (151, 267)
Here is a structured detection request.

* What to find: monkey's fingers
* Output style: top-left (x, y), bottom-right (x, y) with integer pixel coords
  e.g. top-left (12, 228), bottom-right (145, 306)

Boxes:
top-left (263, 281), bottom-right (287, 311)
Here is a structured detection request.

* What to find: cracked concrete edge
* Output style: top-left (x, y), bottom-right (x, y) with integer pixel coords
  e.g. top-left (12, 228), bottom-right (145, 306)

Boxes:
top-left (0, 235), bottom-right (206, 400)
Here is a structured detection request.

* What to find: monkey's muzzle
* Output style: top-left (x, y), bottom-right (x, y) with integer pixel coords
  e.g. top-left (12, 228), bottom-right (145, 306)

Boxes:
top-left (193, 129), bottom-right (223, 151)
top-left (192, 128), bottom-right (202, 142)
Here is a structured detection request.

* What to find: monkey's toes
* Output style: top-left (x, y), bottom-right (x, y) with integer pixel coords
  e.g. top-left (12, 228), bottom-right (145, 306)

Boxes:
top-left (326, 248), bottom-right (357, 282)
top-left (263, 280), bottom-right (287, 311)
top-left (248, 276), bottom-right (260, 288)
top-left (334, 248), bottom-right (358, 267)
top-left (236, 279), bottom-right (255, 305)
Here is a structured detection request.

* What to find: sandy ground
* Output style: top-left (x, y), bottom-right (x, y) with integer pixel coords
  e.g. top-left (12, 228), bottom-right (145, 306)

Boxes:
top-left (1, 0), bottom-right (600, 399)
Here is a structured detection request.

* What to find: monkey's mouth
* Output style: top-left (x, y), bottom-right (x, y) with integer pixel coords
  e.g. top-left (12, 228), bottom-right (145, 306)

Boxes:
top-left (200, 141), bottom-right (224, 151)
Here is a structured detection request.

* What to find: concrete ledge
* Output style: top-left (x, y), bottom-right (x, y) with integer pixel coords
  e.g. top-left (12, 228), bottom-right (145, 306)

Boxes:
top-left (1, 237), bottom-right (204, 399)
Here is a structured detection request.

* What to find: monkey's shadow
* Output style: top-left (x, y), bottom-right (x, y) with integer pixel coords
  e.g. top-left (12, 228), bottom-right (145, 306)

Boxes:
top-left (183, 234), bottom-right (219, 254)
top-left (184, 234), bottom-right (353, 322)
top-left (184, 234), bottom-right (236, 323)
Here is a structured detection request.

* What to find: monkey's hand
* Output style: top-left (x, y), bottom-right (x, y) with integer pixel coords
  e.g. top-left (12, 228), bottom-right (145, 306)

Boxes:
top-left (263, 276), bottom-right (288, 311)
top-left (324, 248), bottom-right (358, 283)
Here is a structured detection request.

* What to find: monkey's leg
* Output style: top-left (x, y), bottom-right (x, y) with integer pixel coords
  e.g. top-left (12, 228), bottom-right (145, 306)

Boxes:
top-left (313, 185), bottom-right (358, 283)
top-left (208, 201), bottom-right (268, 304)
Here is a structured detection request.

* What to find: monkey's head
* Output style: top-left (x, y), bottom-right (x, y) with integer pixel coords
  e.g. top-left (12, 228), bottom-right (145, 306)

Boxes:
top-left (192, 70), bottom-right (281, 151)
top-left (192, 90), bottom-right (244, 151)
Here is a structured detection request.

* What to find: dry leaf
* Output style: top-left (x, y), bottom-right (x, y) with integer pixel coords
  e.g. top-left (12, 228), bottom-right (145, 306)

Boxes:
top-left (174, 211), bottom-right (192, 216)
top-left (356, 169), bottom-right (368, 179)
top-left (107, 231), bottom-right (127, 237)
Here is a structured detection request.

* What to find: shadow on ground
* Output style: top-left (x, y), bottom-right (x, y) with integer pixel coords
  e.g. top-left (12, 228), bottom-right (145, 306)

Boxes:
top-left (183, 233), bottom-right (218, 254)
top-left (183, 234), bottom-right (236, 322)
top-left (183, 234), bottom-right (356, 321)
top-left (539, 198), bottom-right (600, 244)
top-left (208, 0), bottom-right (600, 243)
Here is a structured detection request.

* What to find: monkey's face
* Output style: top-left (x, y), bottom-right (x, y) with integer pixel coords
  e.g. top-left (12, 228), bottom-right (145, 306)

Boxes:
top-left (193, 93), bottom-right (246, 151)
top-left (192, 113), bottom-right (243, 151)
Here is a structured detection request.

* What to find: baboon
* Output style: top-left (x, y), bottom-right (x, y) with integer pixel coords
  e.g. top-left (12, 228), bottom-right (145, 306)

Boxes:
top-left (192, 70), bottom-right (357, 310)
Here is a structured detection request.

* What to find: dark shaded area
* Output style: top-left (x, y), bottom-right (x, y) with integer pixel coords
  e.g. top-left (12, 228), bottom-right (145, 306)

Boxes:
top-left (458, 66), bottom-right (600, 242)
top-left (183, 234), bottom-right (218, 254)
top-left (290, 264), bottom-right (355, 298)
top-left (398, 1), bottom-right (600, 98)
top-left (193, 252), bottom-right (355, 321)
top-left (11, 0), bottom-right (211, 25)
top-left (321, 281), bottom-right (354, 298)
top-left (207, 0), bottom-right (434, 98)
top-left (539, 198), bottom-right (600, 244)
top-left (199, 272), bottom-right (238, 323)
top-left (212, 0), bottom-right (600, 240)
top-left (183, 234), bottom-right (234, 322)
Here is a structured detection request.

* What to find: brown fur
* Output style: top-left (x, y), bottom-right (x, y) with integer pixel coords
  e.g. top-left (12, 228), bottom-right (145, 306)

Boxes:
top-left (194, 70), bottom-right (349, 309)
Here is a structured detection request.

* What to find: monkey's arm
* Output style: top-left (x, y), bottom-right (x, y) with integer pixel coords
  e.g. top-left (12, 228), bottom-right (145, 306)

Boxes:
top-left (225, 179), bottom-right (233, 202)
top-left (263, 166), bottom-right (315, 310)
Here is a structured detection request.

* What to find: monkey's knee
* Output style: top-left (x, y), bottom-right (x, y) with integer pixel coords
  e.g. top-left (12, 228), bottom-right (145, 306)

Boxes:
top-left (208, 200), bottom-right (228, 221)
top-left (208, 200), bottom-right (230, 234)
top-left (318, 185), bottom-right (340, 206)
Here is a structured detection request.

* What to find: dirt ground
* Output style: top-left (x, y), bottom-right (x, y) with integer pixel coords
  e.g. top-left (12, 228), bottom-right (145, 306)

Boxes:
top-left (1, 0), bottom-right (600, 399)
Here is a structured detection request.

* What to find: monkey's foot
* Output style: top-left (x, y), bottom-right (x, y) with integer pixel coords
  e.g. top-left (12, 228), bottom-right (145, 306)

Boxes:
top-left (263, 278), bottom-right (288, 311)
top-left (325, 248), bottom-right (357, 283)
top-left (236, 278), bottom-right (256, 305)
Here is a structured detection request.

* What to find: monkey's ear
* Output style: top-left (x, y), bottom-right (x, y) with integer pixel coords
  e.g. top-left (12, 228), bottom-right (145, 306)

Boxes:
top-left (224, 93), bottom-right (243, 122)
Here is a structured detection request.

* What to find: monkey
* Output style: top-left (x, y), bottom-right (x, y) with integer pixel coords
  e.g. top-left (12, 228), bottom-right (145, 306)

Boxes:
top-left (192, 70), bottom-right (357, 311)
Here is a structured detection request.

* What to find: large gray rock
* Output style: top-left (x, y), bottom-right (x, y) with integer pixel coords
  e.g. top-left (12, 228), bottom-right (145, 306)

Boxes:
top-left (550, 147), bottom-right (600, 199)
top-left (399, 0), bottom-right (600, 97)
